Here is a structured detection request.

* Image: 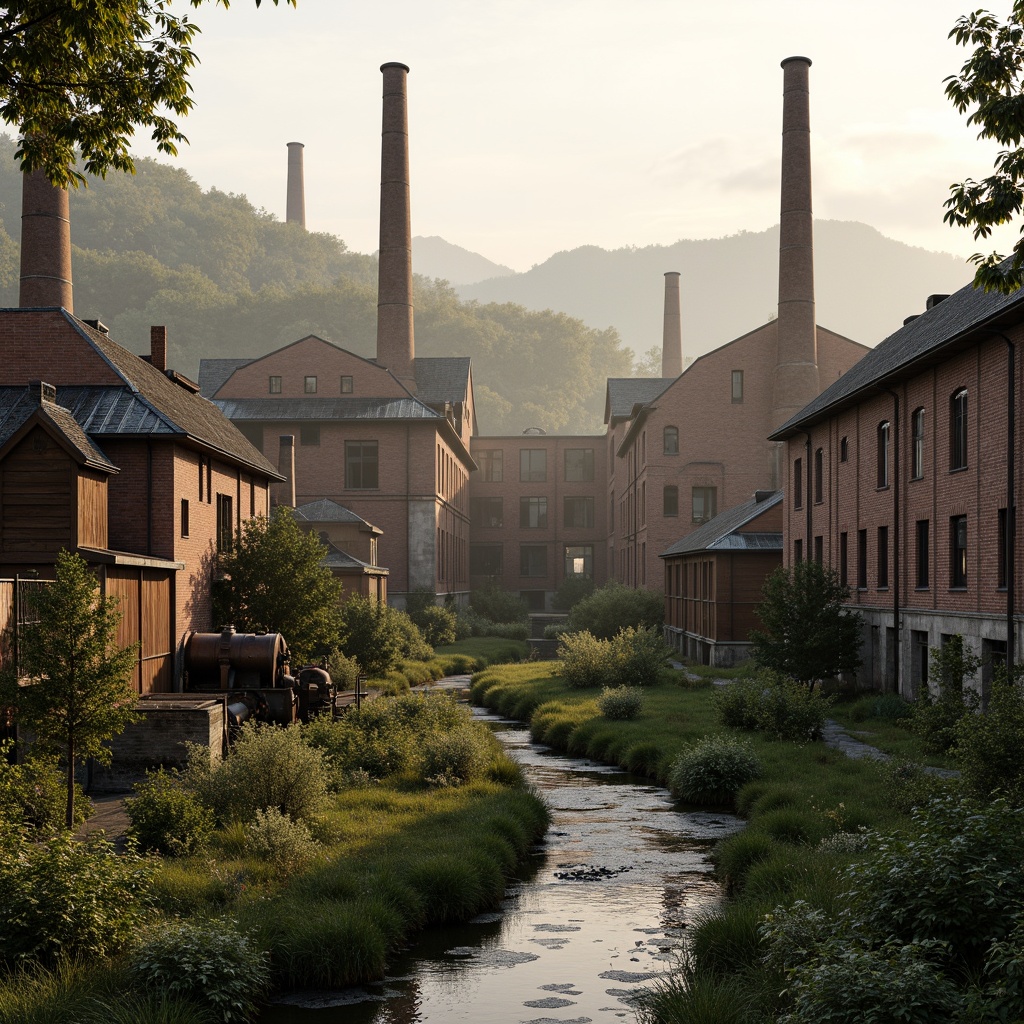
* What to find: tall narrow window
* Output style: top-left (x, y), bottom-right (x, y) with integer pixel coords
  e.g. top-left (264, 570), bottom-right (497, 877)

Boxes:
top-left (663, 426), bottom-right (679, 455)
top-left (877, 421), bottom-right (890, 488)
top-left (951, 389), bottom-right (968, 470)
top-left (731, 370), bottom-right (744, 403)
top-left (794, 458), bottom-right (803, 508)
top-left (814, 448), bottom-right (823, 503)
top-left (877, 526), bottom-right (889, 588)
top-left (340, 375), bottom-right (353, 394)
top-left (345, 441), bottom-right (379, 489)
top-left (181, 498), bottom-right (190, 538)
top-left (216, 494), bottom-right (233, 553)
top-left (951, 515), bottom-right (968, 588)
top-left (794, 538), bottom-right (803, 563)
top-left (663, 485), bottom-right (678, 517)
top-left (269, 375), bottom-right (282, 394)
top-left (304, 375), bottom-right (317, 394)
top-left (916, 519), bottom-right (930, 589)
top-left (999, 507), bottom-right (1009, 589)
top-left (857, 529), bottom-right (868, 589)
top-left (911, 407), bottom-right (925, 480)
top-left (840, 531), bottom-right (848, 586)
top-left (691, 486), bottom-right (717, 523)
top-left (814, 535), bottom-right (823, 564)
top-left (840, 436), bottom-right (849, 462)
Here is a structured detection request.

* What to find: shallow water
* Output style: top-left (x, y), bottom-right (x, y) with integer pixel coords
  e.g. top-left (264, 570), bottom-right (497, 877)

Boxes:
top-left (262, 713), bottom-right (742, 1024)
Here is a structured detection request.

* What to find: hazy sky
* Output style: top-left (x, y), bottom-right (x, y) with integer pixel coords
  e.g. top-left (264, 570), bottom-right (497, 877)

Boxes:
top-left (131, 0), bottom-right (1020, 273)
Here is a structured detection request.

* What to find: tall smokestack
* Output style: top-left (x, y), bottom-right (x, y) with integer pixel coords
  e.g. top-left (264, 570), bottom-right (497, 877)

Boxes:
top-left (771, 56), bottom-right (819, 431)
top-left (286, 142), bottom-right (305, 228)
top-left (376, 62), bottom-right (415, 390)
top-left (20, 168), bottom-right (73, 311)
top-left (661, 271), bottom-right (682, 378)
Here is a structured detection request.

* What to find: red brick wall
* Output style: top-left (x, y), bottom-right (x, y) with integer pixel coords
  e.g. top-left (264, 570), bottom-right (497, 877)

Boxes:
top-left (0, 310), bottom-right (122, 386)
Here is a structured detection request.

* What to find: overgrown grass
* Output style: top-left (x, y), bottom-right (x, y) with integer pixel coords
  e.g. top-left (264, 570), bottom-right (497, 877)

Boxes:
top-left (435, 636), bottom-right (531, 666)
top-left (365, 639), bottom-right (530, 693)
top-left (829, 693), bottom-right (952, 767)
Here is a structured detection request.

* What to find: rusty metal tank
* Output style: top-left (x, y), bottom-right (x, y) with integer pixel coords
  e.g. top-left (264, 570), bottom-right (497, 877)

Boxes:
top-left (185, 627), bottom-right (290, 691)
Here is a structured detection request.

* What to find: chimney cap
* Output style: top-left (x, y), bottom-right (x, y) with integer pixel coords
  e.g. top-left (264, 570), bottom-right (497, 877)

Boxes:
top-left (287, 141), bottom-right (304, 148)
top-left (380, 61), bottom-right (410, 73)
top-left (664, 271), bottom-right (681, 278)
top-left (781, 55), bottom-right (812, 68)
top-left (28, 380), bottom-right (57, 405)
top-left (926, 293), bottom-right (950, 310)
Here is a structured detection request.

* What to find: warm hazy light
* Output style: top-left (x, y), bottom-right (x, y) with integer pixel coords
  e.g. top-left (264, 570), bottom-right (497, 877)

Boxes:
top-left (128, 0), bottom-right (1020, 273)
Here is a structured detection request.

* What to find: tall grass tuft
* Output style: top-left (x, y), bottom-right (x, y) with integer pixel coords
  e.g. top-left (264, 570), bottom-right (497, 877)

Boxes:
top-left (638, 960), bottom-right (756, 1024)
top-left (407, 855), bottom-right (487, 923)
top-left (688, 902), bottom-right (768, 976)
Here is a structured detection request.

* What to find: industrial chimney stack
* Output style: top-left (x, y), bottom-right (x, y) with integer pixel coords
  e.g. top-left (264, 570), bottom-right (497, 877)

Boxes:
top-left (19, 168), bottom-right (73, 311)
top-left (375, 62), bottom-right (416, 390)
top-left (661, 271), bottom-right (682, 378)
top-left (771, 56), bottom-right (819, 431)
top-left (286, 142), bottom-right (305, 229)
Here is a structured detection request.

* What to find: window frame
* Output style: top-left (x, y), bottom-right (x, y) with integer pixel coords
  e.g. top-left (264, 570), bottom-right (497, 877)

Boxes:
top-left (520, 496), bottom-right (548, 529)
top-left (731, 369), bottom-right (744, 403)
top-left (564, 448), bottom-right (595, 482)
top-left (951, 389), bottom-right (968, 471)
top-left (304, 375), bottom-right (317, 394)
top-left (877, 421), bottom-right (890, 489)
top-left (519, 544), bottom-right (548, 578)
top-left (519, 449), bottom-right (547, 482)
top-left (691, 485), bottom-right (717, 524)
top-left (950, 514), bottom-right (968, 588)
top-left (663, 426), bottom-right (679, 455)
top-left (916, 519), bottom-right (930, 589)
top-left (269, 375), bottom-right (282, 394)
top-left (340, 375), bottom-right (353, 394)
top-left (911, 407), bottom-right (925, 480)
top-left (477, 449), bottom-right (503, 482)
top-left (663, 484), bottom-right (679, 517)
top-left (470, 496), bottom-right (503, 528)
top-left (563, 496), bottom-right (595, 529)
top-left (345, 440), bottom-right (379, 489)
top-left (564, 544), bottom-right (594, 578)
top-left (216, 493), bottom-right (233, 554)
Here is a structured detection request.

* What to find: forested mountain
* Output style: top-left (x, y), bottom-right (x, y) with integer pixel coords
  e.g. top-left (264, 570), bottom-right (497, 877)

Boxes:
top-left (412, 236), bottom-right (514, 285)
top-left (0, 138), bottom-right (630, 435)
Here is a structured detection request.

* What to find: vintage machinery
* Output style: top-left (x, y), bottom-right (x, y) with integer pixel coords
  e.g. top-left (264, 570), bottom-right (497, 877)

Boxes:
top-left (184, 626), bottom-right (335, 726)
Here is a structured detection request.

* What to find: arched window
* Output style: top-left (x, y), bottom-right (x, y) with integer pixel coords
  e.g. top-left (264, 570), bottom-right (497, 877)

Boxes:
top-left (877, 421), bottom-right (890, 488)
top-left (911, 407), bottom-right (925, 480)
top-left (951, 389), bottom-right (968, 470)
top-left (663, 485), bottom-right (678, 517)
top-left (663, 426), bottom-right (679, 455)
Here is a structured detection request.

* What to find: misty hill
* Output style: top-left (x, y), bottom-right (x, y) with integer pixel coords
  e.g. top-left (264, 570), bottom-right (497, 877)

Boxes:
top-left (412, 235), bottom-right (515, 285)
top-left (457, 223), bottom-right (974, 360)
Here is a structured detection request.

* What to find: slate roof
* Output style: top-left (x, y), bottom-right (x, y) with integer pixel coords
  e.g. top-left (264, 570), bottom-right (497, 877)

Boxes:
top-left (415, 357), bottom-right (472, 405)
top-left (660, 491), bottom-right (783, 557)
top-left (0, 394), bottom-right (118, 473)
top-left (294, 499), bottom-right (371, 526)
top-left (605, 377), bottom-right (675, 424)
top-left (213, 396), bottom-right (441, 421)
top-left (198, 358), bottom-right (253, 399)
top-left (770, 276), bottom-right (1024, 440)
top-left (320, 542), bottom-right (387, 572)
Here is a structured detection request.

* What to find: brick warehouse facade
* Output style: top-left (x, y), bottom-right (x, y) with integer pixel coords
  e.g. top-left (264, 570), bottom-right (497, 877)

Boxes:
top-left (772, 283), bottom-right (1024, 694)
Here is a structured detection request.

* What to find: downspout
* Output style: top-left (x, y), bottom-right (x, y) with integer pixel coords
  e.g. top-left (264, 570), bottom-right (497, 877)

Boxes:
top-left (880, 387), bottom-right (900, 695)
top-left (989, 331), bottom-right (1016, 672)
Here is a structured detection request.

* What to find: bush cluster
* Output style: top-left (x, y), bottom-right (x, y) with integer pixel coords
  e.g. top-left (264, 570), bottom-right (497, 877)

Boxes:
top-left (421, 728), bottom-right (493, 786)
top-left (125, 768), bottom-right (215, 856)
top-left (552, 574), bottom-right (595, 611)
top-left (0, 742), bottom-right (90, 833)
top-left (469, 583), bottom-right (528, 624)
top-left (243, 807), bottom-right (321, 874)
top-left (667, 735), bottom-right (763, 807)
top-left (598, 685), bottom-right (644, 720)
top-left (714, 671), bottom-right (831, 741)
top-left (337, 596), bottom-right (433, 677)
top-left (563, 581), bottom-right (662, 639)
top-left (953, 672), bottom-right (1024, 802)
top-left (558, 626), bottom-right (667, 688)
top-left (909, 634), bottom-right (981, 753)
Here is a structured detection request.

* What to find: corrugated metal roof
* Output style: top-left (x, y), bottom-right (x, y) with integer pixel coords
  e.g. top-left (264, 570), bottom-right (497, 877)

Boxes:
top-left (0, 392), bottom-right (118, 472)
top-left (771, 272), bottom-right (1024, 438)
top-left (660, 490), bottom-right (783, 556)
top-left (198, 358), bottom-right (253, 398)
top-left (214, 396), bottom-right (441, 421)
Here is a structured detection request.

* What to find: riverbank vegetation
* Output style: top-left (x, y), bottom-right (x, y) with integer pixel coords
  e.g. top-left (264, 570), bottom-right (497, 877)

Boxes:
top-left (0, 690), bottom-right (548, 1022)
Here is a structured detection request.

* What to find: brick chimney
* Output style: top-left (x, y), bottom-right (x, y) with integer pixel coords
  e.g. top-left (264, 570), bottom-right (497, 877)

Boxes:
top-left (272, 434), bottom-right (296, 508)
top-left (286, 142), bottom-right (305, 228)
top-left (661, 271), bottom-right (683, 378)
top-left (771, 56), bottom-right (819, 431)
top-left (19, 168), bottom-right (73, 311)
top-left (376, 62), bottom-right (416, 391)
top-left (150, 326), bottom-right (167, 372)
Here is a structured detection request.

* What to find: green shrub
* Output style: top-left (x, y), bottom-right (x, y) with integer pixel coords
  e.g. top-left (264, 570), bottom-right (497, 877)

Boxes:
top-left (712, 829), bottom-right (779, 889)
top-left (0, 742), bottom-right (90, 833)
top-left (639, 962), bottom-right (755, 1024)
top-left (0, 828), bottom-right (153, 965)
top-left (421, 726), bottom-right (493, 785)
top-left (469, 583), bottom-right (528, 624)
top-left (543, 622), bottom-right (568, 640)
top-left (326, 649), bottom-right (360, 689)
top-left (184, 722), bottom-right (330, 825)
top-left (688, 902), bottom-right (767, 976)
top-left (553, 574), bottom-right (595, 611)
top-left (412, 605), bottom-right (457, 647)
top-left (483, 621), bottom-right (530, 641)
top-left (557, 629), bottom-right (614, 688)
top-left (338, 596), bottom-right (407, 676)
top-left (667, 735), bottom-right (763, 807)
top-left (564, 581), bottom-right (662, 639)
top-left (243, 807), bottom-right (321, 874)
top-left (714, 672), bottom-right (831, 741)
top-left (125, 769), bottom-right (215, 856)
top-left (611, 625), bottom-right (668, 686)
top-left (909, 635), bottom-right (981, 754)
top-left (877, 757), bottom-right (957, 814)
top-left (953, 672), bottom-right (1024, 802)
top-left (599, 684), bottom-right (644, 720)
top-left (390, 608), bottom-right (433, 661)
top-left (131, 919), bottom-right (269, 1023)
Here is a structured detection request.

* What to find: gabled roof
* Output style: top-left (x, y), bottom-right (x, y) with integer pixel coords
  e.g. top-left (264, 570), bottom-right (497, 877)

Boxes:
top-left (605, 377), bottom-right (675, 425)
top-left (321, 541), bottom-right (388, 573)
top-left (770, 276), bottom-right (1024, 439)
top-left (415, 356), bottom-right (472, 405)
top-left (660, 490), bottom-right (783, 557)
top-left (0, 392), bottom-right (118, 473)
top-left (198, 358), bottom-right (253, 398)
top-left (213, 396), bottom-right (440, 421)
top-left (294, 498), bottom-right (374, 527)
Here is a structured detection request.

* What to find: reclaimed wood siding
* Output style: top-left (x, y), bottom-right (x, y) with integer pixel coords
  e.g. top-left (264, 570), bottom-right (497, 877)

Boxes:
top-left (104, 568), bottom-right (174, 694)
top-left (76, 472), bottom-right (108, 550)
top-left (1, 428), bottom-right (72, 555)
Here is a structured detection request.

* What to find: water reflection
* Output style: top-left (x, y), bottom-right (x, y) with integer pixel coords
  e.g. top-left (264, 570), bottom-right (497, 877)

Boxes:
top-left (262, 714), bottom-right (741, 1023)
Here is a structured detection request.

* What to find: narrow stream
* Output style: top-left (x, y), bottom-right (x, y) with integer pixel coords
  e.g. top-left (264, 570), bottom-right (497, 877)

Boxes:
top-left (263, 711), bottom-right (742, 1024)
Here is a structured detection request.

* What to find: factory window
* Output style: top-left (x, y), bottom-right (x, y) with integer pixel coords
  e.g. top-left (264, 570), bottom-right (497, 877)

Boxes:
top-left (814, 447), bottom-right (823, 503)
top-left (692, 486), bottom-right (716, 523)
top-left (663, 485), bottom-right (678, 517)
top-left (564, 545), bottom-right (594, 578)
top-left (857, 529), bottom-right (867, 589)
top-left (878, 526), bottom-right (889, 589)
top-left (269, 375), bottom-right (282, 394)
top-left (470, 496), bottom-right (503, 528)
top-left (794, 538), bottom-right (803, 563)
top-left (304, 375), bottom-right (317, 394)
top-left (470, 543), bottom-right (503, 576)
top-left (912, 407), bottom-right (925, 480)
top-left (520, 449), bottom-right (547, 482)
top-left (840, 436), bottom-right (848, 462)
top-left (917, 519), bottom-right (930, 589)
top-left (731, 369), bottom-right (743, 403)
top-left (300, 424), bottom-right (320, 446)
top-left (520, 544), bottom-right (548, 577)
top-left (951, 515), bottom-right (967, 588)
top-left (340, 375), bottom-right (353, 394)
top-left (564, 448), bottom-right (594, 482)
top-left (877, 421), bottom-right (890, 488)
top-left (181, 499), bottom-right (190, 539)
top-left (793, 458), bottom-right (803, 509)
top-left (477, 449), bottom-right (503, 482)
top-left (951, 389), bottom-right (968, 470)
top-left (345, 441), bottom-right (379, 489)
top-left (520, 496), bottom-right (548, 529)
top-left (216, 494), bottom-right (233, 553)
top-left (840, 531), bottom-right (848, 586)
top-left (564, 496), bottom-right (595, 528)
top-left (664, 426), bottom-right (679, 455)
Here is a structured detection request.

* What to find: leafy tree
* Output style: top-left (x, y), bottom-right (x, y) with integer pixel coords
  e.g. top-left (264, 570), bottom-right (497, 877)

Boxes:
top-left (3, 549), bottom-right (139, 826)
top-left (944, 1), bottom-right (1024, 293)
top-left (1, 0), bottom-right (294, 188)
top-left (564, 581), bottom-right (663, 640)
top-left (215, 507), bottom-right (343, 664)
top-left (749, 560), bottom-right (862, 690)
top-left (336, 595), bottom-right (406, 677)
